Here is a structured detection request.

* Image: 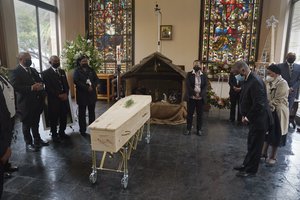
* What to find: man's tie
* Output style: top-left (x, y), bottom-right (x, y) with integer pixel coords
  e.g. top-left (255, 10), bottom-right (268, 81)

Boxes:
top-left (289, 63), bottom-right (293, 78)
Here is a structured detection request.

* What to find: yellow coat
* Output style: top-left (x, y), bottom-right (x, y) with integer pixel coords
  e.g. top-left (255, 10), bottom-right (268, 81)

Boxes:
top-left (266, 76), bottom-right (289, 135)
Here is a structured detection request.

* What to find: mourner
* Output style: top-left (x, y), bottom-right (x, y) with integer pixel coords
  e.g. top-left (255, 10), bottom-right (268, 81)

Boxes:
top-left (233, 61), bottom-right (271, 177)
top-left (73, 55), bottom-right (99, 136)
top-left (228, 68), bottom-right (242, 124)
top-left (9, 52), bottom-right (49, 152)
top-left (42, 56), bottom-right (70, 143)
top-left (184, 60), bottom-right (208, 136)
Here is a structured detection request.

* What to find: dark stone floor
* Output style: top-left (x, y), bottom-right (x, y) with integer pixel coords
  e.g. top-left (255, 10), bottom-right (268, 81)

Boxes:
top-left (2, 101), bottom-right (300, 200)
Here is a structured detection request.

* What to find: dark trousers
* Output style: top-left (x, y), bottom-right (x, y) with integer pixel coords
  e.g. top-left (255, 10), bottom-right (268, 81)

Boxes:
top-left (0, 164), bottom-right (3, 199)
top-left (78, 103), bottom-right (96, 133)
top-left (243, 124), bottom-right (266, 173)
top-left (22, 113), bottom-right (42, 145)
top-left (49, 101), bottom-right (68, 137)
top-left (230, 95), bottom-right (241, 122)
top-left (186, 98), bottom-right (204, 131)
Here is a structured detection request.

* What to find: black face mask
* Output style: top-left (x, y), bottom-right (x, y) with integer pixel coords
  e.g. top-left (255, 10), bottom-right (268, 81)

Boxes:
top-left (81, 64), bottom-right (89, 68)
top-left (287, 58), bottom-right (296, 64)
top-left (193, 66), bottom-right (201, 72)
top-left (24, 59), bottom-right (32, 68)
top-left (52, 63), bottom-right (60, 69)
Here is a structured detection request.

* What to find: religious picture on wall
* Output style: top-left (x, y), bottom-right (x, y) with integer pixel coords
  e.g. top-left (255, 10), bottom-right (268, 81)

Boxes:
top-left (160, 25), bottom-right (172, 40)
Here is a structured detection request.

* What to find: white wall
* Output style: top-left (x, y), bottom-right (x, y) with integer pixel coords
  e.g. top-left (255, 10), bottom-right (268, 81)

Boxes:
top-left (135, 0), bottom-right (201, 71)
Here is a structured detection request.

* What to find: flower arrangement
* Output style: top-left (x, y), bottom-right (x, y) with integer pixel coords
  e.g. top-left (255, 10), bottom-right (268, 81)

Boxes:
top-left (0, 66), bottom-right (9, 78)
top-left (61, 35), bottom-right (102, 72)
top-left (207, 79), bottom-right (230, 109)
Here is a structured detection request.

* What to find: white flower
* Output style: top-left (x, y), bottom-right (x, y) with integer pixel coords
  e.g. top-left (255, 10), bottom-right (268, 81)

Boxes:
top-left (87, 39), bottom-right (91, 43)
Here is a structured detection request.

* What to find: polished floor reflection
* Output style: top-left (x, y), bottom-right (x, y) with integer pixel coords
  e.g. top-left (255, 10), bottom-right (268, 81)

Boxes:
top-left (3, 101), bottom-right (300, 200)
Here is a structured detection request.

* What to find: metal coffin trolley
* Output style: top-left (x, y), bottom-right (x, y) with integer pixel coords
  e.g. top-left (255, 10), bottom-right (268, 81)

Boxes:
top-left (88, 95), bottom-right (152, 188)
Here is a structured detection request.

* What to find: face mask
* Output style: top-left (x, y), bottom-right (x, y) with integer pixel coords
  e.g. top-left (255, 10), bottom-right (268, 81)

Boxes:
top-left (266, 75), bottom-right (274, 82)
top-left (193, 66), bottom-right (201, 72)
top-left (52, 63), bottom-right (60, 69)
top-left (235, 74), bottom-right (245, 82)
top-left (24, 59), bottom-right (32, 68)
top-left (287, 58), bottom-right (295, 64)
top-left (81, 64), bottom-right (89, 68)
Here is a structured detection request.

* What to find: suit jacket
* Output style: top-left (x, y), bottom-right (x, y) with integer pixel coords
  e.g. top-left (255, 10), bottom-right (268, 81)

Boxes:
top-left (228, 73), bottom-right (242, 97)
top-left (240, 72), bottom-right (270, 130)
top-left (0, 86), bottom-right (11, 158)
top-left (41, 67), bottom-right (69, 103)
top-left (278, 62), bottom-right (300, 98)
top-left (185, 71), bottom-right (208, 103)
top-left (9, 65), bottom-right (45, 121)
top-left (73, 66), bottom-right (99, 105)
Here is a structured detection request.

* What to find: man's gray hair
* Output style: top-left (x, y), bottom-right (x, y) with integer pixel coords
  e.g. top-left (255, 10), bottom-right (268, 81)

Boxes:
top-left (234, 60), bottom-right (249, 70)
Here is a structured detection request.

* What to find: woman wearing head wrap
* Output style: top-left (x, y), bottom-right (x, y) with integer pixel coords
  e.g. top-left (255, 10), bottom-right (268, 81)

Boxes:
top-left (262, 64), bottom-right (289, 166)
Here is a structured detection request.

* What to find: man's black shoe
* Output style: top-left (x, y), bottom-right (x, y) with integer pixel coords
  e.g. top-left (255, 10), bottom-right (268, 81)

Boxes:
top-left (196, 130), bottom-right (203, 136)
top-left (236, 171), bottom-right (256, 178)
top-left (5, 163), bottom-right (18, 173)
top-left (4, 172), bottom-right (12, 179)
top-left (233, 165), bottom-right (245, 171)
top-left (26, 144), bottom-right (39, 152)
top-left (183, 130), bottom-right (191, 135)
top-left (35, 140), bottom-right (49, 148)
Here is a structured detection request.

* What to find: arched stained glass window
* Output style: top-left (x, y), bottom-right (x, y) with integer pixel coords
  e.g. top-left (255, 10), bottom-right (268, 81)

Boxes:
top-left (200, 0), bottom-right (263, 79)
top-left (87, 0), bottom-right (134, 73)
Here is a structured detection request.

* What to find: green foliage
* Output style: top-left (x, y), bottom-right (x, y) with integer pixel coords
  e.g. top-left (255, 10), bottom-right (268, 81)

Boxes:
top-left (61, 35), bottom-right (102, 72)
top-left (124, 99), bottom-right (134, 108)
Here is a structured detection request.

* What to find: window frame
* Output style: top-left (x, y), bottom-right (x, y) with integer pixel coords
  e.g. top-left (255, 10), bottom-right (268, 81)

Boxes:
top-left (16, 0), bottom-right (59, 72)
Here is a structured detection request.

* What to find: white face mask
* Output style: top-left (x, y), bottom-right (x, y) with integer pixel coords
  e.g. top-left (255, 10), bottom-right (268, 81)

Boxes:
top-left (266, 75), bottom-right (274, 82)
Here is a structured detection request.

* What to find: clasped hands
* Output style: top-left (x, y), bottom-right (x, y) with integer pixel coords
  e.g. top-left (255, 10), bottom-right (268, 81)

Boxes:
top-left (31, 82), bottom-right (44, 91)
top-left (242, 116), bottom-right (249, 124)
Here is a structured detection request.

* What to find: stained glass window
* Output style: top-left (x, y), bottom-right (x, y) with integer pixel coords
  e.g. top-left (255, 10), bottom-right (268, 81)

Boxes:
top-left (88, 0), bottom-right (134, 73)
top-left (200, 0), bottom-right (262, 79)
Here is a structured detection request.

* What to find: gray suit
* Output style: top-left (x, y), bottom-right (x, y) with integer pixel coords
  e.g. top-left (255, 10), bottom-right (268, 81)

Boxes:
top-left (278, 62), bottom-right (300, 109)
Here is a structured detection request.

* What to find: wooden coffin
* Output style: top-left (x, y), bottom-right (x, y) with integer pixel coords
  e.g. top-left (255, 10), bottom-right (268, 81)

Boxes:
top-left (89, 95), bottom-right (152, 152)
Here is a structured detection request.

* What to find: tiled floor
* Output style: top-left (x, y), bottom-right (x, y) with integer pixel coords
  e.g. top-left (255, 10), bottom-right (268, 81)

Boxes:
top-left (2, 101), bottom-right (300, 200)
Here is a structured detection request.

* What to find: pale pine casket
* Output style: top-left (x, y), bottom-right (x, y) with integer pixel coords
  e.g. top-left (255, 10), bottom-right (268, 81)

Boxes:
top-left (89, 95), bottom-right (152, 152)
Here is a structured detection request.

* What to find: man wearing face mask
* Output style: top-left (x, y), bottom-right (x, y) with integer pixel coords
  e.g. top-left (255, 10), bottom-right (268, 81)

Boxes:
top-left (278, 52), bottom-right (300, 128)
top-left (9, 52), bottom-right (48, 152)
top-left (229, 68), bottom-right (243, 123)
top-left (73, 55), bottom-right (100, 136)
top-left (41, 56), bottom-right (70, 143)
top-left (184, 60), bottom-right (208, 136)
top-left (233, 61), bottom-right (271, 177)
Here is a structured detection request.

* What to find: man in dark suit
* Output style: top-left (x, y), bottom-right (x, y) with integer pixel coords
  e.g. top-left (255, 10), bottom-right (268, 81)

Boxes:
top-left (228, 69), bottom-right (242, 123)
top-left (278, 52), bottom-right (300, 128)
top-left (233, 61), bottom-right (270, 177)
top-left (42, 56), bottom-right (70, 143)
top-left (9, 52), bottom-right (49, 152)
top-left (0, 86), bottom-right (12, 198)
top-left (278, 52), bottom-right (300, 110)
top-left (184, 60), bottom-right (208, 136)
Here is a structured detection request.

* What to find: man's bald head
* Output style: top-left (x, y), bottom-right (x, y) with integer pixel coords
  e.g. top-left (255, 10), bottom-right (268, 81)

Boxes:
top-left (49, 55), bottom-right (60, 68)
top-left (18, 52), bottom-right (31, 67)
top-left (286, 52), bottom-right (296, 64)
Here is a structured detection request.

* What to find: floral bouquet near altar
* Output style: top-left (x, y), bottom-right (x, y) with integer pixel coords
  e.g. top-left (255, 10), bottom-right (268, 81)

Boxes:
top-left (61, 35), bottom-right (102, 72)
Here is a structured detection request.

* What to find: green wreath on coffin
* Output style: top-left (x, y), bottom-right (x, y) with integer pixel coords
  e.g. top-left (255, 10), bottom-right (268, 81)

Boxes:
top-left (207, 79), bottom-right (231, 109)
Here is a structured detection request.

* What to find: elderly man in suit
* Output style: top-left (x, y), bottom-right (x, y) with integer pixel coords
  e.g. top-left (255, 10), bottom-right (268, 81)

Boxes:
top-left (42, 56), bottom-right (70, 143)
top-left (9, 52), bottom-right (49, 152)
top-left (278, 52), bottom-right (300, 109)
top-left (233, 61), bottom-right (271, 177)
top-left (184, 60), bottom-right (208, 136)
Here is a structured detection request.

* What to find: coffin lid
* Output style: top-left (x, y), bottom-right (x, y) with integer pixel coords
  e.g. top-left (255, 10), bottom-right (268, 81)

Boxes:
top-left (122, 52), bottom-right (186, 78)
top-left (88, 95), bottom-right (152, 131)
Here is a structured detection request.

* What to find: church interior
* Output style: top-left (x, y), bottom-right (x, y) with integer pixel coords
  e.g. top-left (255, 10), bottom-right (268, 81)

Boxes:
top-left (1, 0), bottom-right (300, 199)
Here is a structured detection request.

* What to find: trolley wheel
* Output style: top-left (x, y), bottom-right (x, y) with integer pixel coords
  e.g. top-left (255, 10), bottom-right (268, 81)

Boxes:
top-left (121, 175), bottom-right (129, 189)
top-left (89, 171), bottom-right (97, 184)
